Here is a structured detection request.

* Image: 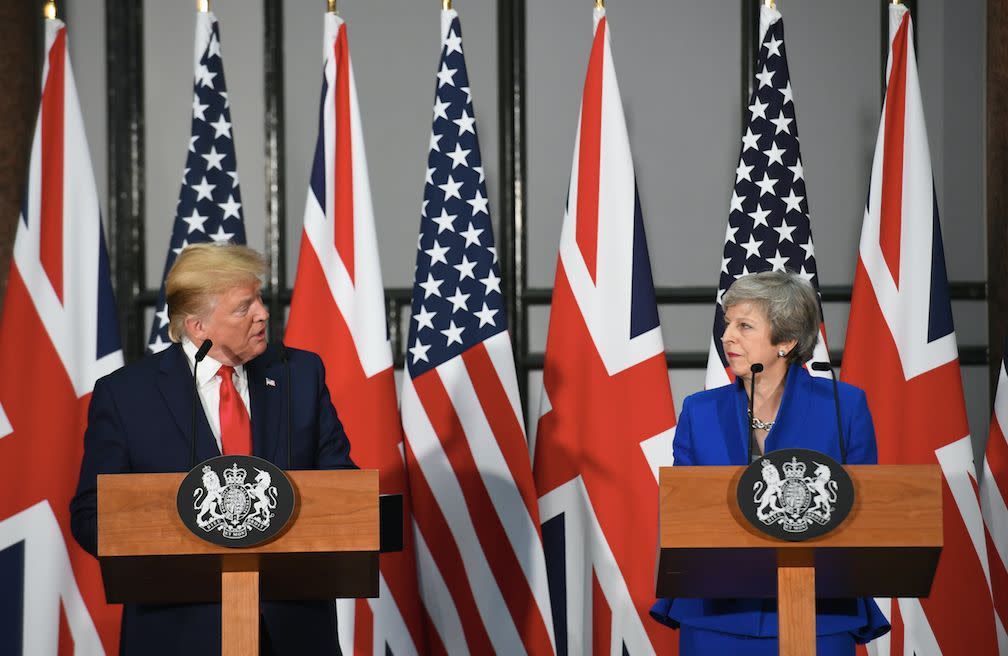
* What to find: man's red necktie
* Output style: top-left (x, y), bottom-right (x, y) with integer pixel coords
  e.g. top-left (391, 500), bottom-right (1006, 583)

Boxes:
top-left (217, 365), bottom-right (252, 455)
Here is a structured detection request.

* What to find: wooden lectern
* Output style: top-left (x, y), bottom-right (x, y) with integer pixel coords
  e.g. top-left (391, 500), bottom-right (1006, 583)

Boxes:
top-left (97, 469), bottom-right (380, 656)
top-left (657, 465), bottom-right (942, 656)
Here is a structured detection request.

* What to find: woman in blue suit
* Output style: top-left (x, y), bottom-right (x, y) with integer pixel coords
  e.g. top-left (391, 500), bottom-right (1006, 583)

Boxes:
top-left (650, 271), bottom-right (890, 655)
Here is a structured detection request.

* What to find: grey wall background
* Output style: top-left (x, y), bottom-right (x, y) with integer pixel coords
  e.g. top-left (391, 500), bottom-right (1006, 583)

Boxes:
top-left (64, 0), bottom-right (989, 455)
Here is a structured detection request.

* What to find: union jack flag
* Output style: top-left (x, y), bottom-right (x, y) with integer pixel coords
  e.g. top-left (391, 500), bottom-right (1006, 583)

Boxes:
top-left (981, 338), bottom-right (1008, 652)
top-left (706, 3), bottom-right (829, 389)
top-left (532, 8), bottom-right (678, 654)
top-left (841, 5), bottom-right (997, 654)
top-left (400, 8), bottom-right (555, 654)
top-left (285, 11), bottom-right (426, 655)
top-left (147, 10), bottom-right (246, 353)
top-left (0, 18), bottom-right (123, 654)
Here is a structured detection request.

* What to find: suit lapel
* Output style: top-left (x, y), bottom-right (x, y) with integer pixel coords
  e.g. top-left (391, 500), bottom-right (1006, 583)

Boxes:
top-left (158, 344), bottom-right (220, 464)
top-left (245, 351), bottom-right (283, 463)
top-left (772, 365), bottom-right (811, 451)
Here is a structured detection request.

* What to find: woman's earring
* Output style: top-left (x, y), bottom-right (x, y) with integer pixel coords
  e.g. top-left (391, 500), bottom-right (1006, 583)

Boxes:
top-left (777, 349), bottom-right (786, 358)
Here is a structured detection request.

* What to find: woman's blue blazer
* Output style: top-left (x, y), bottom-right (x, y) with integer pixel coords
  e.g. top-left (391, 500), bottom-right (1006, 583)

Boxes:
top-left (650, 364), bottom-right (890, 643)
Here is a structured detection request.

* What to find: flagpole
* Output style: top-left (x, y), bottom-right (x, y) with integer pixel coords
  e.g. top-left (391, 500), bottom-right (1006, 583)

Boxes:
top-left (595, 0), bottom-right (604, 9)
top-left (43, 1), bottom-right (55, 19)
top-left (326, 0), bottom-right (336, 13)
top-left (198, 0), bottom-right (209, 12)
top-left (443, 0), bottom-right (451, 10)
top-left (764, 0), bottom-right (776, 8)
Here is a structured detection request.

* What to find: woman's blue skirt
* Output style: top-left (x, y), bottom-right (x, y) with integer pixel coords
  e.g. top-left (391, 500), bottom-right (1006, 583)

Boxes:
top-left (679, 626), bottom-right (855, 656)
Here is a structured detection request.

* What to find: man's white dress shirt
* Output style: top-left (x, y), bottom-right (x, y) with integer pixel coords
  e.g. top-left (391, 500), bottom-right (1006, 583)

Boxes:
top-left (181, 338), bottom-right (252, 454)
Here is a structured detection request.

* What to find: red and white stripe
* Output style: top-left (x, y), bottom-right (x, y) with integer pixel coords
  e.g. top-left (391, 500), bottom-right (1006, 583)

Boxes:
top-left (841, 5), bottom-right (996, 655)
top-left (981, 346), bottom-right (1008, 653)
top-left (0, 18), bottom-right (124, 654)
top-left (403, 329), bottom-right (555, 655)
top-left (532, 8), bottom-right (678, 655)
top-left (285, 13), bottom-right (426, 655)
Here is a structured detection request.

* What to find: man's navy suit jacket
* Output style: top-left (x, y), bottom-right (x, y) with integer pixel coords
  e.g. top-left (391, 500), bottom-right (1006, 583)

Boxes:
top-left (70, 343), bottom-right (355, 656)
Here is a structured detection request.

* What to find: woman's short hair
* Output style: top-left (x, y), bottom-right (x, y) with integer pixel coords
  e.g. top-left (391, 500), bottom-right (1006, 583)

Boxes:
top-left (165, 243), bottom-right (266, 342)
top-left (721, 270), bottom-right (821, 364)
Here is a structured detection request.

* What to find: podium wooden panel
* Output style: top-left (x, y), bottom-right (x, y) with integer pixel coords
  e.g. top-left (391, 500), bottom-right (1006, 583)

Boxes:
top-left (98, 469), bottom-right (380, 656)
top-left (657, 464), bottom-right (942, 656)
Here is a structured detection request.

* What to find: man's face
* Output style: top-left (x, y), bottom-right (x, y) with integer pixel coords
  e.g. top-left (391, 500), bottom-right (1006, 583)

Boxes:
top-left (187, 281), bottom-right (269, 366)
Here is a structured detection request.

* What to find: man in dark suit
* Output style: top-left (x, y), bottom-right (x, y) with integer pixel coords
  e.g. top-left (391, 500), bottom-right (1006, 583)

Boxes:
top-left (70, 243), bottom-right (354, 656)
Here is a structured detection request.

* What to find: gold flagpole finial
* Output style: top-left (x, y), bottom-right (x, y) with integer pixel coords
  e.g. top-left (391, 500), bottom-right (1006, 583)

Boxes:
top-left (764, 0), bottom-right (776, 8)
top-left (442, 0), bottom-right (452, 10)
top-left (198, 0), bottom-right (209, 13)
top-left (595, 0), bottom-right (604, 9)
top-left (891, 0), bottom-right (903, 4)
top-left (327, 0), bottom-right (336, 13)
top-left (43, 1), bottom-right (56, 19)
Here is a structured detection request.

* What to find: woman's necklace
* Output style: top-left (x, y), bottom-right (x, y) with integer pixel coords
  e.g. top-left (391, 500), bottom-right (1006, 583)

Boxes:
top-left (748, 409), bottom-right (774, 431)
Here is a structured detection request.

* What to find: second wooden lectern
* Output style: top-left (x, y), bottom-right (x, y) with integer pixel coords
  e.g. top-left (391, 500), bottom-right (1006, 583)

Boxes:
top-left (98, 469), bottom-right (380, 656)
top-left (657, 464), bottom-right (942, 656)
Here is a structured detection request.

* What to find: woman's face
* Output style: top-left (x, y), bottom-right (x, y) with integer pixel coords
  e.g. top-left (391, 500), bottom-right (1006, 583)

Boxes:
top-left (721, 301), bottom-right (796, 381)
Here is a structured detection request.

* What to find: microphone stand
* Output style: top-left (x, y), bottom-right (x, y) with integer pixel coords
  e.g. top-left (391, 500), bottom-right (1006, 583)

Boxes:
top-left (277, 342), bottom-right (293, 470)
top-left (811, 361), bottom-right (847, 464)
top-left (747, 363), bottom-right (763, 463)
top-left (190, 339), bottom-right (213, 469)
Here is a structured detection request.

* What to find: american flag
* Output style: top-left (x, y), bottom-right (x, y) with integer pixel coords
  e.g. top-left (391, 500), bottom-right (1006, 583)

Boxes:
top-left (981, 338), bottom-right (1008, 652)
top-left (532, 8), bottom-right (678, 655)
top-left (841, 5), bottom-right (996, 654)
top-left (706, 3), bottom-right (829, 389)
top-left (284, 11), bottom-right (426, 656)
top-left (400, 8), bottom-right (555, 654)
top-left (147, 10), bottom-right (246, 353)
top-left (0, 18), bottom-right (123, 654)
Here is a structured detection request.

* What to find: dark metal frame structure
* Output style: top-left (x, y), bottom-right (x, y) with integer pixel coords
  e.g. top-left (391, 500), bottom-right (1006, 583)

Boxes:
top-left (104, 1), bottom-right (986, 403)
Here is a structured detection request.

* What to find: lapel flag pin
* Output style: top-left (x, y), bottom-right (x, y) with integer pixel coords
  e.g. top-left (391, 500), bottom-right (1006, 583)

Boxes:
top-left (266, 378), bottom-right (276, 387)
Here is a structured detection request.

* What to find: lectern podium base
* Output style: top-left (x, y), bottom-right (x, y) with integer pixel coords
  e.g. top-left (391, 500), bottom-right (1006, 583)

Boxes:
top-left (98, 469), bottom-right (382, 656)
top-left (777, 550), bottom-right (815, 656)
top-left (222, 569), bottom-right (259, 656)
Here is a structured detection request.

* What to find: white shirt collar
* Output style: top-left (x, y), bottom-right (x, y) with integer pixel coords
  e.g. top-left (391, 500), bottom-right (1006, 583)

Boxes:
top-left (181, 338), bottom-right (246, 387)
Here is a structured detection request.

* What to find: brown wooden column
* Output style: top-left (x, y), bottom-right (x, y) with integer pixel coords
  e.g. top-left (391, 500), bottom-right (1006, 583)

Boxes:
top-left (0, 3), bottom-right (40, 316)
top-left (989, 1), bottom-right (1008, 397)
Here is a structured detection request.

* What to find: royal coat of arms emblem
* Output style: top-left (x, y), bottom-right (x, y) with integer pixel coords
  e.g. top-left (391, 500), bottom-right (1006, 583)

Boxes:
top-left (753, 457), bottom-right (838, 532)
top-left (193, 463), bottom-right (278, 539)
top-left (177, 455), bottom-right (295, 548)
top-left (736, 448), bottom-right (854, 541)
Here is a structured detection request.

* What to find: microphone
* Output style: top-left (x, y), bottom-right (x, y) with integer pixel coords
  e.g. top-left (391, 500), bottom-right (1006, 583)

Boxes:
top-left (811, 361), bottom-right (847, 464)
top-left (747, 363), bottom-right (763, 464)
top-left (277, 342), bottom-right (293, 470)
top-left (191, 339), bottom-right (213, 469)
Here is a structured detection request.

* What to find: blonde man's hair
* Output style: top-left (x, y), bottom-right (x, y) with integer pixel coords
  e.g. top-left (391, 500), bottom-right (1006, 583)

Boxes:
top-left (165, 243), bottom-right (266, 342)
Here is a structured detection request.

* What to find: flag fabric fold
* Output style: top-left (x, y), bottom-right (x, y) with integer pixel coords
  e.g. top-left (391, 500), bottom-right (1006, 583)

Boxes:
top-left (981, 339), bottom-right (1008, 653)
top-left (0, 18), bottom-right (124, 655)
top-left (401, 8), bottom-right (555, 654)
top-left (841, 4), bottom-right (996, 654)
top-left (532, 8), bottom-right (678, 655)
top-left (147, 10), bottom-right (246, 353)
top-left (285, 12), bottom-right (426, 656)
top-left (706, 2), bottom-right (829, 390)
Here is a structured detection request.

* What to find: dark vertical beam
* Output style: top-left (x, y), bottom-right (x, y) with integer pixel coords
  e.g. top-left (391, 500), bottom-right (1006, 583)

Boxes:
top-left (106, 0), bottom-right (146, 361)
top-left (498, 0), bottom-right (527, 404)
top-left (741, 0), bottom-right (758, 124)
top-left (263, 0), bottom-right (287, 340)
top-left (989, 0), bottom-right (1008, 401)
top-left (0, 2), bottom-right (40, 314)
